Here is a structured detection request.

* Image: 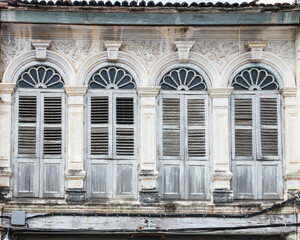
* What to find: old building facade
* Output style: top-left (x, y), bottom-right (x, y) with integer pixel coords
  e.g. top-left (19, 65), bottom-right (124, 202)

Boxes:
top-left (0, 0), bottom-right (300, 239)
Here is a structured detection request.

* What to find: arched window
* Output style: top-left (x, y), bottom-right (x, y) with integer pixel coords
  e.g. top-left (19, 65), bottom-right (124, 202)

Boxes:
top-left (158, 67), bottom-right (210, 200)
top-left (231, 66), bottom-right (282, 200)
top-left (14, 66), bottom-right (65, 198)
top-left (86, 66), bottom-right (137, 199)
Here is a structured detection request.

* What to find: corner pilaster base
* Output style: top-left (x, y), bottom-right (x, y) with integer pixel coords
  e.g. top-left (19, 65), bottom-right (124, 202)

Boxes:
top-left (0, 187), bottom-right (11, 202)
top-left (140, 189), bottom-right (159, 204)
top-left (213, 189), bottom-right (233, 203)
top-left (66, 189), bottom-right (86, 205)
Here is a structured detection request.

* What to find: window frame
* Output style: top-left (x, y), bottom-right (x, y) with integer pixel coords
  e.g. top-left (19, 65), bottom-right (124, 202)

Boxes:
top-left (12, 87), bottom-right (66, 198)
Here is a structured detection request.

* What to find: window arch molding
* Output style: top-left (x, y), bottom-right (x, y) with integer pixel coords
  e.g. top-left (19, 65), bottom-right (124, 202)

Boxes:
top-left (221, 51), bottom-right (294, 88)
top-left (149, 52), bottom-right (219, 88)
top-left (2, 50), bottom-right (75, 86)
top-left (77, 51), bottom-right (146, 87)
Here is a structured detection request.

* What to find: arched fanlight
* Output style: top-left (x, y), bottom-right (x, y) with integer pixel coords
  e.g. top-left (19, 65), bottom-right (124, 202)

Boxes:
top-left (160, 68), bottom-right (207, 91)
top-left (17, 66), bottom-right (64, 89)
top-left (232, 67), bottom-right (279, 91)
top-left (88, 66), bottom-right (136, 90)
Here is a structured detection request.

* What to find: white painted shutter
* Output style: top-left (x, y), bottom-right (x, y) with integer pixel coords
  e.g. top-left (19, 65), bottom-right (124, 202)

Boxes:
top-left (162, 97), bottom-right (181, 157)
top-left (90, 96), bottom-right (110, 156)
top-left (258, 95), bottom-right (282, 199)
top-left (186, 95), bottom-right (209, 199)
top-left (15, 93), bottom-right (39, 197)
top-left (232, 95), bottom-right (255, 199)
top-left (115, 97), bottom-right (134, 157)
top-left (160, 95), bottom-right (182, 199)
top-left (259, 96), bottom-right (280, 159)
top-left (186, 97), bottom-right (206, 158)
top-left (42, 93), bottom-right (64, 198)
top-left (233, 96), bottom-right (255, 159)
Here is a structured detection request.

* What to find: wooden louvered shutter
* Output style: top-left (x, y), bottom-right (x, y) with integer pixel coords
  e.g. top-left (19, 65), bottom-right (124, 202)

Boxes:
top-left (15, 93), bottom-right (39, 197)
top-left (115, 96), bottom-right (135, 157)
top-left (162, 97), bottom-right (181, 158)
top-left (186, 95), bottom-right (208, 199)
top-left (160, 95), bottom-right (182, 198)
top-left (233, 96), bottom-right (255, 159)
top-left (90, 95), bottom-right (110, 157)
top-left (42, 93), bottom-right (64, 197)
top-left (232, 95), bottom-right (255, 199)
top-left (258, 94), bottom-right (282, 199)
top-left (186, 96), bottom-right (206, 158)
top-left (114, 95), bottom-right (136, 197)
top-left (259, 95), bottom-right (280, 159)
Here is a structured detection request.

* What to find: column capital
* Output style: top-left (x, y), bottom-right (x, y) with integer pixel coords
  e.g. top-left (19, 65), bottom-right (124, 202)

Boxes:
top-left (208, 87), bottom-right (233, 98)
top-left (280, 86), bottom-right (297, 98)
top-left (0, 83), bottom-right (16, 94)
top-left (136, 86), bottom-right (161, 97)
top-left (64, 85), bottom-right (88, 96)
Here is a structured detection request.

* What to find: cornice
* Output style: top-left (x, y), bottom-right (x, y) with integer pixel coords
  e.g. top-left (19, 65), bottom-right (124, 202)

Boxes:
top-left (280, 86), bottom-right (297, 98)
top-left (0, 83), bottom-right (16, 94)
top-left (208, 87), bottom-right (233, 98)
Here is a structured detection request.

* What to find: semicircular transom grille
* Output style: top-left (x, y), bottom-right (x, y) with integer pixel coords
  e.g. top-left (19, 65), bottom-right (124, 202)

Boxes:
top-left (89, 66), bottom-right (136, 90)
top-left (160, 68), bottom-right (207, 91)
top-left (232, 67), bottom-right (279, 91)
top-left (17, 66), bottom-right (64, 89)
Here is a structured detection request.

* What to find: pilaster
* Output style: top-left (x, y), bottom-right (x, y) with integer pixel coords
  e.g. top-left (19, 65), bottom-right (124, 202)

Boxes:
top-left (0, 83), bottom-right (16, 201)
top-left (208, 87), bottom-right (233, 203)
top-left (64, 85), bottom-right (88, 204)
top-left (280, 87), bottom-right (299, 199)
top-left (136, 86), bottom-right (160, 204)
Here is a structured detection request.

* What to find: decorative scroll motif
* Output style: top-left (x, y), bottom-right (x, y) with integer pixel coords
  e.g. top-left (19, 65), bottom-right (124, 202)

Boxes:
top-left (89, 66), bottom-right (136, 90)
top-left (232, 68), bottom-right (279, 91)
top-left (122, 41), bottom-right (171, 70)
top-left (17, 66), bottom-right (64, 89)
top-left (51, 40), bottom-right (99, 69)
top-left (192, 41), bottom-right (244, 71)
top-left (160, 68), bottom-right (207, 91)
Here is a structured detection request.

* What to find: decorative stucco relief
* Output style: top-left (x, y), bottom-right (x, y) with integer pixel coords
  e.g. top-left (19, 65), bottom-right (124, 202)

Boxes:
top-left (192, 41), bottom-right (247, 71)
top-left (122, 41), bottom-right (172, 70)
top-left (265, 41), bottom-right (295, 72)
top-left (0, 38), bottom-right (31, 77)
top-left (51, 40), bottom-right (100, 69)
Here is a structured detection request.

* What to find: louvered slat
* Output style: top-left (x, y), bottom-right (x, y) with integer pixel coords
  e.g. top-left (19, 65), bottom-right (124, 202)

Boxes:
top-left (234, 98), bottom-right (253, 158)
top-left (116, 98), bottom-right (134, 124)
top-left (163, 98), bottom-right (180, 126)
top-left (187, 98), bottom-right (205, 157)
top-left (19, 96), bottom-right (37, 123)
top-left (43, 96), bottom-right (63, 156)
top-left (260, 98), bottom-right (278, 157)
top-left (116, 128), bottom-right (134, 156)
top-left (18, 96), bottom-right (37, 155)
top-left (18, 126), bottom-right (36, 155)
top-left (44, 97), bottom-right (62, 124)
top-left (162, 98), bottom-right (180, 157)
top-left (43, 127), bottom-right (62, 155)
top-left (91, 127), bottom-right (109, 155)
top-left (91, 97), bottom-right (109, 124)
top-left (187, 99), bottom-right (205, 126)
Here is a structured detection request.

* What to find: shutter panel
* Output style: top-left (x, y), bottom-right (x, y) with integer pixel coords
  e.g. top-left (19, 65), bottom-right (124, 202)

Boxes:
top-left (115, 97), bottom-right (134, 157)
top-left (233, 96), bottom-right (254, 159)
top-left (259, 96), bottom-right (279, 159)
top-left (18, 96), bottom-right (37, 156)
top-left (187, 97), bottom-right (206, 158)
top-left (16, 94), bottom-right (39, 197)
top-left (43, 96), bottom-right (62, 156)
top-left (90, 96), bottom-right (109, 156)
top-left (42, 93), bottom-right (64, 198)
top-left (162, 97), bottom-right (181, 157)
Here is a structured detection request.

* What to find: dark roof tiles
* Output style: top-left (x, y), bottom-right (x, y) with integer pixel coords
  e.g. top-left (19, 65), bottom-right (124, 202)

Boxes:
top-left (13, 0), bottom-right (297, 9)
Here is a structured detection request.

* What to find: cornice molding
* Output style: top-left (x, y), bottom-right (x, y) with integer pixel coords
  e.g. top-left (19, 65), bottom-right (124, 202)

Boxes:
top-left (136, 86), bottom-right (161, 97)
top-left (64, 85), bottom-right (88, 96)
top-left (208, 87), bottom-right (233, 98)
